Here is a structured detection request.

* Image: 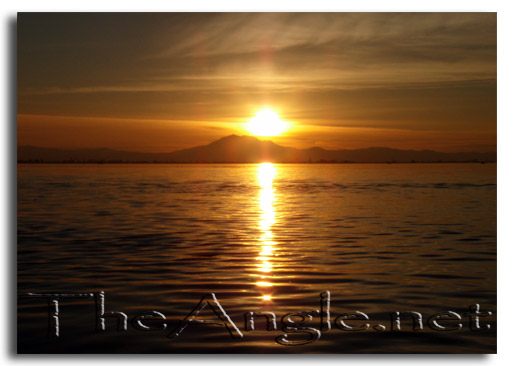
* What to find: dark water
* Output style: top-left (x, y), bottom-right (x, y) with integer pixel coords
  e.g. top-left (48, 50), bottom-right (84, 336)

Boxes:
top-left (17, 163), bottom-right (496, 353)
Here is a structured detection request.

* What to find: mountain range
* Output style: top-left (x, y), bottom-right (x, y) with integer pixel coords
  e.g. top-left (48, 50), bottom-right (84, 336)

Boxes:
top-left (18, 135), bottom-right (496, 163)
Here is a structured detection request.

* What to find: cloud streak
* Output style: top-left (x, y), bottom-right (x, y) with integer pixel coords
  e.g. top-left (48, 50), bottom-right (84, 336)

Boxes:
top-left (17, 12), bottom-right (496, 151)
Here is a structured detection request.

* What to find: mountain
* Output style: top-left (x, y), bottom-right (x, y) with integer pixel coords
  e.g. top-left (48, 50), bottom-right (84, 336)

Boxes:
top-left (18, 135), bottom-right (496, 163)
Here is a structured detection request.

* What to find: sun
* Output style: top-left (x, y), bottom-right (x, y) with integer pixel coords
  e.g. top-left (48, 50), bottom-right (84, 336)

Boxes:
top-left (246, 108), bottom-right (290, 137)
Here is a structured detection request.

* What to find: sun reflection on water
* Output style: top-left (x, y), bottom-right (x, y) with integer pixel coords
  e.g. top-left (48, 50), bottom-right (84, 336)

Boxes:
top-left (255, 163), bottom-right (277, 301)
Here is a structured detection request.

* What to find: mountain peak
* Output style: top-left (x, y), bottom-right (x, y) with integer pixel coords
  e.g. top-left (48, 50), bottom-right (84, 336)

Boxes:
top-left (18, 135), bottom-right (496, 163)
top-left (208, 134), bottom-right (263, 146)
top-left (215, 134), bottom-right (259, 141)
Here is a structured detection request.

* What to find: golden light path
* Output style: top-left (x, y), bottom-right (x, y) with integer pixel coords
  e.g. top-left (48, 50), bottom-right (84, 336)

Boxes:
top-left (256, 162), bottom-right (277, 301)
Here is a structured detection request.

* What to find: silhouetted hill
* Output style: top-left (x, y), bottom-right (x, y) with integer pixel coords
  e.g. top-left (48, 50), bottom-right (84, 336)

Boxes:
top-left (18, 135), bottom-right (496, 163)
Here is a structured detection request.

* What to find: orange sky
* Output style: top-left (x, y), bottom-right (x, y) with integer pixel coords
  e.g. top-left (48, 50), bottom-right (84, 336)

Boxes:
top-left (18, 13), bottom-right (496, 153)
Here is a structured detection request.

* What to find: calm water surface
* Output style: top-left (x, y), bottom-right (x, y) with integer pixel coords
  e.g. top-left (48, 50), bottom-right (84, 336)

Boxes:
top-left (17, 163), bottom-right (496, 353)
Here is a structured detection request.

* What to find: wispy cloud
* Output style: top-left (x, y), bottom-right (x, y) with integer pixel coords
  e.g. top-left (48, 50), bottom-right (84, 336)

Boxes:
top-left (17, 12), bottom-right (496, 151)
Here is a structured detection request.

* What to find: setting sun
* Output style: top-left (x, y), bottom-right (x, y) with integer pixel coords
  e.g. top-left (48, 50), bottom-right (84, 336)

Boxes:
top-left (246, 108), bottom-right (290, 137)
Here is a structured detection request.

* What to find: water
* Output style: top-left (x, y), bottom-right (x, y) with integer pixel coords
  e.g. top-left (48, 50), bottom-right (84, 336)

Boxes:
top-left (17, 163), bottom-right (496, 353)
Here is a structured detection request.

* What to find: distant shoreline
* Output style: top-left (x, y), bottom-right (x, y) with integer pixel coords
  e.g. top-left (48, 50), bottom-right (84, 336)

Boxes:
top-left (17, 161), bottom-right (495, 164)
top-left (18, 135), bottom-right (496, 164)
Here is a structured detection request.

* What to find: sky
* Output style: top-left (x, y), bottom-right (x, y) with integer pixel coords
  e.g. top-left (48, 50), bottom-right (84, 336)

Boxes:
top-left (18, 12), bottom-right (496, 152)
